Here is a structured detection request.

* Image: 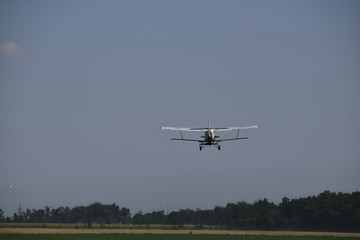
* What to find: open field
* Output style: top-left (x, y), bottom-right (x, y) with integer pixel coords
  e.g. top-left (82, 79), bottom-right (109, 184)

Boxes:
top-left (1, 228), bottom-right (360, 238)
top-left (0, 223), bottom-right (218, 229)
top-left (0, 233), bottom-right (360, 240)
top-left (1, 224), bottom-right (360, 239)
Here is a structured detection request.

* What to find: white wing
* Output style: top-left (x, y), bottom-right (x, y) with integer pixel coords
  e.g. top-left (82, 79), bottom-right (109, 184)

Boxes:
top-left (161, 125), bottom-right (258, 132)
top-left (160, 127), bottom-right (204, 132)
top-left (214, 125), bottom-right (259, 131)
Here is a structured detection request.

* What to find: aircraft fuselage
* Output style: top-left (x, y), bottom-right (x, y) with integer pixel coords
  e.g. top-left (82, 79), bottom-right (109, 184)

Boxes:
top-left (204, 129), bottom-right (216, 143)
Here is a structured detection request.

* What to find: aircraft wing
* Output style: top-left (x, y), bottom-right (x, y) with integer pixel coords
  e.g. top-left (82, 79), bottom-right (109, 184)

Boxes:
top-left (217, 137), bottom-right (249, 142)
top-left (214, 125), bottom-right (259, 131)
top-left (161, 127), bottom-right (205, 132)
top-left (171, 138), bottom-right (201, 142)
top-left (161, 125), bottom-right (259, 132)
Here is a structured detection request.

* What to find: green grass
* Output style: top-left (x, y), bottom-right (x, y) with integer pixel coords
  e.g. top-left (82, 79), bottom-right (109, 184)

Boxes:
top-left (0, 223), bottom-right (217, 230)
top-left (0, 235), bottom-right (360, 240)
top-left (1, 223), bottom-right (227, 231)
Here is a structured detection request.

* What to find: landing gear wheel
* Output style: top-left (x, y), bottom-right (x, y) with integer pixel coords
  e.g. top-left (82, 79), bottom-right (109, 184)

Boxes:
top-left (218, 145), bottom-right (221, 151)
top-left (199, 146), bottom-right (203, 151)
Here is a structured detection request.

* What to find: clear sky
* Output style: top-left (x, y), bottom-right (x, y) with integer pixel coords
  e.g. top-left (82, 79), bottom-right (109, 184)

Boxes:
top-left (1, 0), bottom-right (359, 216)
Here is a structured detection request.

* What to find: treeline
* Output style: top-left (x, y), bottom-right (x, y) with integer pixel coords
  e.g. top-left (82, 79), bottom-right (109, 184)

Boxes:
top-left (134, 191), bottom-right (360, 232)
top-left (0, 203), bottom-right (131, 225)
top-left (1, 191), bottom-right (359, 232)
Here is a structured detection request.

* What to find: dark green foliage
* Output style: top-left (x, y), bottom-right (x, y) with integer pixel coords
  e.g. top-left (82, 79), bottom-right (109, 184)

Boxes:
top-left (133, 210), bottom-right (167, 224)
top-left (14, 203), bottom-right (131, 224)
top-left (0, 209), bottom-right (4, 223)
top-left (278, 191), bottom-right (360, 231)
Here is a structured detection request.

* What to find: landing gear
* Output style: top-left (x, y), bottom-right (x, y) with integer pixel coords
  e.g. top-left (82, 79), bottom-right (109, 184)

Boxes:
top-left (199, 144), bottom-right (221, 151)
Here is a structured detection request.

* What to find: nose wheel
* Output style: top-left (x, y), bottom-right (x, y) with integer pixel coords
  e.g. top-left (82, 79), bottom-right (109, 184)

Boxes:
top-left (218, 145), bottom-right (221, 151)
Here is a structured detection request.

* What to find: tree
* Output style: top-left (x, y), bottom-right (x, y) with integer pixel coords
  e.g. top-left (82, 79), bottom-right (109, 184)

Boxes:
top-left (0, 209), bottom-right (4, 222)
top-left (132, 210), bottom-right (166, 224)
top-left (251, 199), bottom-right (280, 230)
top-left (118, 207), bottom-right (131, 224)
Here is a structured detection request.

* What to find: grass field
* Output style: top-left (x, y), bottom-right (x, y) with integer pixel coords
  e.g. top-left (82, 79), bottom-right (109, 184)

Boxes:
top-left (0, 233), bottom-right (360, 240)
top-left (0, 223), bottom-right (218, 229)
top-left (1, 228), bottom-right (360, 240)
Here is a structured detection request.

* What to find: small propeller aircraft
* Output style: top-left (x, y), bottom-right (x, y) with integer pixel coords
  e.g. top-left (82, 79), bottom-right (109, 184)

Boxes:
top-left (161, 121), bottom-right (258, 151)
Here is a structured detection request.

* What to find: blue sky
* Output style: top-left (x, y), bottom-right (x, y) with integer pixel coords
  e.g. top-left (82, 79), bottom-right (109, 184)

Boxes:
top-left (1, 0), bottom-right (359, 216)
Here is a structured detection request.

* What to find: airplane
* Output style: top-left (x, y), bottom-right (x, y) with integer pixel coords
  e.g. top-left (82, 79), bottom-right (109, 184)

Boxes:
top-left (161, 121), bottom-right (258, 151)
